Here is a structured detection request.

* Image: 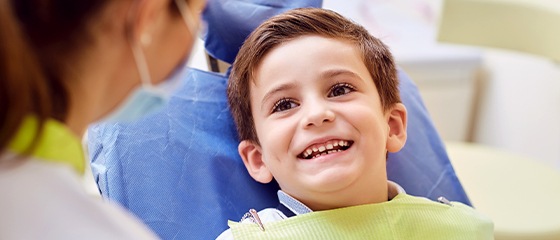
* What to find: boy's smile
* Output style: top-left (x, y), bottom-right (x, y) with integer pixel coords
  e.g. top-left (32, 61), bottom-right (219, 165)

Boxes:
top-left (298, 139), bottom-right (352, 159)
top-left (239, 35), bottom-right (407, 210)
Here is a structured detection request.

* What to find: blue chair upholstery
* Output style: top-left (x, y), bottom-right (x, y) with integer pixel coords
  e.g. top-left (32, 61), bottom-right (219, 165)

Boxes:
top-left (389, 69), bottom-right (470, 202)
top-left (203, 0), bottom-right (324, 64)
top-left (88, 1), bottom-right (471, 239)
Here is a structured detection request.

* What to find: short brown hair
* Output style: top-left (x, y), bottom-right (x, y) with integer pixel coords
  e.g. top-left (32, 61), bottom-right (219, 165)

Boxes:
top-left (227, 8), bottom-right (400, 144)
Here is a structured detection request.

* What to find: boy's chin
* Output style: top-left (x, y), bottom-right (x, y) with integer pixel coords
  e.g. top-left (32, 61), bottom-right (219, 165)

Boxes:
top-left (302, 169), bottom-right (359, 192)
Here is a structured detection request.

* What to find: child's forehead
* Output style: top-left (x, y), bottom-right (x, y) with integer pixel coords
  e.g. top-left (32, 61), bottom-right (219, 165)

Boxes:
top-left (251, 35), bottom-right (362, 80)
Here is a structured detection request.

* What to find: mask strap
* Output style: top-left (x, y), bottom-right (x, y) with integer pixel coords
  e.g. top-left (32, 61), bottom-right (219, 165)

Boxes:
top-left (125, 1), bottom-right (154, 90)
top-left (130, 42), bottom-right (154, 89)
top-left (128, 0), bottom-right (197, 93)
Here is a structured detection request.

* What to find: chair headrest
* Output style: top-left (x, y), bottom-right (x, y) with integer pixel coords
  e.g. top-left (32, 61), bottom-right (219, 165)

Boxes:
top-left (202, 0), bottom-right (323, 64)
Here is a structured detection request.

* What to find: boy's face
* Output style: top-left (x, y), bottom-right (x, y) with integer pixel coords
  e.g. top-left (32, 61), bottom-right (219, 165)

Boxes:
top-left (239, 35), bottom-right (406, 209)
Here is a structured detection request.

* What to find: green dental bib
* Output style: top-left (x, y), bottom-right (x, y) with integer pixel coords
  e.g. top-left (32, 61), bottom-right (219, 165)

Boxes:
top-left (229, 194), bottom-right (493, 239)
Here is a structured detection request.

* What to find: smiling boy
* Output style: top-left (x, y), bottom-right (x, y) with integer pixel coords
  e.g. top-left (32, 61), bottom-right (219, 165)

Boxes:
top-left (218, 8), bottom-right (493, 239)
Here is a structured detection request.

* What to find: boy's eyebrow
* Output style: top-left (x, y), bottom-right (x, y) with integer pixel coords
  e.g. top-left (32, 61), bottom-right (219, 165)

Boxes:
top-left (261, 82), bottom-right (297, 110)
top-left (320, 69), bottom-right (361, 80)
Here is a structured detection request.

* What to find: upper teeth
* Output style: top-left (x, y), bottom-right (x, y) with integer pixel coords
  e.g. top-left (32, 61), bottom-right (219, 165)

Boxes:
top-left (302, 140), bottom-right (349, 159)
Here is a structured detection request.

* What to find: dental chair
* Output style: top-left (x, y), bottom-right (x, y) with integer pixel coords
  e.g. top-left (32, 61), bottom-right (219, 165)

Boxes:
top-left (87, 1), bottom-right (471, 239)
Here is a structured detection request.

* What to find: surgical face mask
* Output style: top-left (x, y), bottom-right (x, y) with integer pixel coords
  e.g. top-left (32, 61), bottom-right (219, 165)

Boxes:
top-left (100, 0), bottom-right (198, 123)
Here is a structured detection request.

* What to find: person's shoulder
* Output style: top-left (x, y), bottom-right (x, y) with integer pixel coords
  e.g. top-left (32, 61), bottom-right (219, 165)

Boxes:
top-left (391, 194), bottom-right (494, 239)
top-left (397, 194), bottom-right (483, 214)
top-left (394, 194), bottom-right (490, 219)
top-left (0, 159), bottom-right (159, 240)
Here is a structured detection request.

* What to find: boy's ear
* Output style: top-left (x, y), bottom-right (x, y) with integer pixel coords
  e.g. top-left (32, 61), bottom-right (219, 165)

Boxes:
top-left (126, 0), bottom-right (158, 46)
top-left (238, 140), bottom-right (274, 184)
top-left (386, 103), bottom-right (408, 153)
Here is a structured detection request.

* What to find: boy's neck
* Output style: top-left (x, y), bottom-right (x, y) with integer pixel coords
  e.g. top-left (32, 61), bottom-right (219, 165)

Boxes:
top-left (287, 178), bottom-right (390, 212)
top-left (279, 181), bottom-right (405, 214)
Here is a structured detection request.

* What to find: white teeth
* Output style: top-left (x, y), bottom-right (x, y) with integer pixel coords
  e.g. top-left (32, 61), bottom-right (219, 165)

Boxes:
top-left (301, 140), bottom-right (351, 159)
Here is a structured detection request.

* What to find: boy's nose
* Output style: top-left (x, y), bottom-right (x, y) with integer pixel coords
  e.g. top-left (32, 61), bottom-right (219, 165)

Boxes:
top-left (302, 100), bottom-right (335, 128)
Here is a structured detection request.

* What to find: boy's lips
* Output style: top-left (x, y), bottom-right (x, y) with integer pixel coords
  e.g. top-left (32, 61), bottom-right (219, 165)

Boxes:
top-left (298, 139), bottom-right (354, 159)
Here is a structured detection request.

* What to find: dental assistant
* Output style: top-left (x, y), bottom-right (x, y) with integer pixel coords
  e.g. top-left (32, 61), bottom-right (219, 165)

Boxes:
top-left (0, 0), bottom-right (205, 239)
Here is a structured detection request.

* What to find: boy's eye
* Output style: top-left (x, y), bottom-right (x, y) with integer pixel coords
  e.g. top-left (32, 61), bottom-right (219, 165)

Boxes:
top-left (328, 83), bottom-right (355, 97)
top-left (272, 98), bottom-right (299, 113)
